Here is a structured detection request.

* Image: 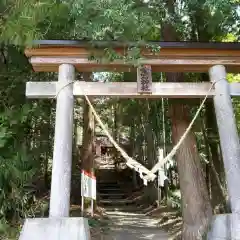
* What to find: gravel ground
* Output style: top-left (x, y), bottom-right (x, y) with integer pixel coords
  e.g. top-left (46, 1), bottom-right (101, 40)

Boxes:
top-left (91, 209), bottom-right (169, 240)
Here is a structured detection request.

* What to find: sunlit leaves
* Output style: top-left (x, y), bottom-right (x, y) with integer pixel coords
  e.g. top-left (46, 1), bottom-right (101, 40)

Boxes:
top-left (227, 73), bottom-right (240, 83)
top-left (70, 0), bottom-right (156, 42)
top-left (0, 0), bottom-right (238, 47)
top-left (0, 0), bottom-right (70, 45)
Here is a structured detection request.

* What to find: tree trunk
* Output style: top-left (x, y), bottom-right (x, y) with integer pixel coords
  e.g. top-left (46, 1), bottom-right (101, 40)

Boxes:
top-left (81, 73), bottom-right (95, 174)
top-left (161, 1), bottom-right (212, 235)
top-left (200, 73), bottom-right (227, 212)
top-left (144, 101), bottom-right (158, 203)
top-left (43, 101), bottom-right (53, 190)
top-left (130, 120), bottom-right (138, 188)
top-left (81, 73), bottom-right (95, 211)
top-left (113, 102), bottom-right (121, 168)
top-left (169, 100), bottom-right (212, 239)
top-left (205, 99), bottom-right (227, 212)
top-left (113, 103), bottom-right (119, 140)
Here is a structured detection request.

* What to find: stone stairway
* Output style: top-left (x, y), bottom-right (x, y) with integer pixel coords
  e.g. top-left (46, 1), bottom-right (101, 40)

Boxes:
top-left (97, 177), bottom-right (142, 207)
top-left (95, 170), bottom-right (169, 239)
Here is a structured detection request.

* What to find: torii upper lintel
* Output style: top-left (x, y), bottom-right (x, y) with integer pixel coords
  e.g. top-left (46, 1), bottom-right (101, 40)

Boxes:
top-left (25, 40), bottom-right (240, 73)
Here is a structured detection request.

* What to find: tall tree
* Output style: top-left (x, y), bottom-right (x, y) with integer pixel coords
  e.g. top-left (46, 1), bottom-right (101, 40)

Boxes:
top-left (160, 1), bottom-right (213, 238)
top-left (81, 73), bottom-right (95, 175)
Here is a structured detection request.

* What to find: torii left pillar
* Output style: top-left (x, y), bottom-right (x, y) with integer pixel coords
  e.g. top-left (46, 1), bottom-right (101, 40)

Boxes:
top-left (19, 64), bottom-right (91, 240)
top-left (49, 64), bottom-right (74, 217)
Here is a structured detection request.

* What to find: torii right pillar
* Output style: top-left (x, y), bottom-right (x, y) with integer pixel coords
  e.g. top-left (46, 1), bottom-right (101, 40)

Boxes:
top-left (208, 65), bottom-right (240, 239)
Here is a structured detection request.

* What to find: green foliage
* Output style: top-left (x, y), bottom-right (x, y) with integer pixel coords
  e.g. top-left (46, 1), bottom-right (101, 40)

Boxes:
top-left (0, 0), bottom-right (70, 45)
top-left (0, 148), bottom-right (36, 219)
top-left (0, 44), bottom-right (54, 236)
top-left (70, 0), bottom-right (157, 41)
top-left (0, 0), bottom-right (238, 46)
top-left (0, 1), bottom-right (239, 238)
top-left (0, 93), bottom-right (37, 225)
top-left (228, 74), bottom-right (240, 132)
top-left (168, 190), bottom-right (182, 211)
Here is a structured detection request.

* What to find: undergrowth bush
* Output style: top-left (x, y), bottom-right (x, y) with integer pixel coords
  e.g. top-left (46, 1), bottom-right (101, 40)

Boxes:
top-left (168, 189), bottom-right (182, 213)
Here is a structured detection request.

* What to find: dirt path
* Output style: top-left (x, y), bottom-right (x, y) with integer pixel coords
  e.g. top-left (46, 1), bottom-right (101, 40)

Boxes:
top-left (103, 209), bottom-right (169, 240)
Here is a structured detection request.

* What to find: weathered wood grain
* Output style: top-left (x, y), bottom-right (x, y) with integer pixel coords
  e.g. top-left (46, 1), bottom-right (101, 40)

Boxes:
top-left (29, 56), bottom-right (240, 73)
top-left (137, 65), bottom-right (152, 93)
top-left (25, 42), bottom-right (240, 72)
top-left (26, 81), bottom-right (240, 99)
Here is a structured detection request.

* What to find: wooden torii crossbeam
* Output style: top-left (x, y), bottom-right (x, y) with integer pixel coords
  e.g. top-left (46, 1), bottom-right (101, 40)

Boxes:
top-left (24, 40), bottom-right (240, 239)
top-left (25, 40), bottom-right (240, 73)
top-left (26, 81), bottom-right (240, 98)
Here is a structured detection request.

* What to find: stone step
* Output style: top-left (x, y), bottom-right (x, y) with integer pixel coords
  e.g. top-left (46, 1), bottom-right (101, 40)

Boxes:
top-left (98, 188), bottom-right (126, 192)
top-left (98, 181), bottom-right (133, 184)
top-left (97, 184), bottom-right (131, 188)
top-left (99, 193), bottom-right (127, 197)
top-left (99, 199), bottom-right (136, 206)
top-left (98, 180), bottom-right (139, 204)
top-left (99, 194), bottom-right (127, 200)
top-left (100, 196), bottom-right (126, 200)
top-left (98, 186), bottom-right (130, 191)
top-left (98, 187), bottom-right (140, 197)
top-left (98, 181), bottom-right (127, 184)
top-left (104, 205), bottom-right (144, 213)
top-left (97, 184), bottom-right (122, 188)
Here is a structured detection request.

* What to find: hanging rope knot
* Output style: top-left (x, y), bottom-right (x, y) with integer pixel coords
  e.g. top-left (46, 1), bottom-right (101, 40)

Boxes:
top-left (210, 77), bottom-right (226, 86)
top-left (55, 80), bottom-right (75, 99)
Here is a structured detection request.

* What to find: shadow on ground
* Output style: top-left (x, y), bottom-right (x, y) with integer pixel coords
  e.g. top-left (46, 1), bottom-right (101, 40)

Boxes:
top-left (70, 204), bottom-right (182, 239)
top-left (146, 205), bottom-right (182, 239)
top-left (104, 210), bottom-right (169, 240)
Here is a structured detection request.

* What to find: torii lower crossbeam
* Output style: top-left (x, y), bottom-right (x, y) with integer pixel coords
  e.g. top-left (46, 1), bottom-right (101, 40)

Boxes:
top-left (25, 81), bottom-right (240, 98)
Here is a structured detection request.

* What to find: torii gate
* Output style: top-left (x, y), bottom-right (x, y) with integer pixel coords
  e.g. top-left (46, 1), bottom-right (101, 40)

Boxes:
top-left (21, 40), bottom-right (240, 240)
